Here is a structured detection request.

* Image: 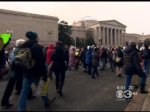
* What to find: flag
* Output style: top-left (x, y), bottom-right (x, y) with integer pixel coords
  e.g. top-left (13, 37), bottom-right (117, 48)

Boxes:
top-left (0, 33), bottom-right (12, 44)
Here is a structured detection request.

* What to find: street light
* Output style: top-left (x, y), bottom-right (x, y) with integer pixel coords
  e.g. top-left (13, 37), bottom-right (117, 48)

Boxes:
top-left (74, 21), bottom-right (77, 48)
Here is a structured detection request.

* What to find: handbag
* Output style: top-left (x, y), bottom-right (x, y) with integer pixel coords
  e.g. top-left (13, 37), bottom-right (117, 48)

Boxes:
top-left (115, 57), bottom-right (121, 63)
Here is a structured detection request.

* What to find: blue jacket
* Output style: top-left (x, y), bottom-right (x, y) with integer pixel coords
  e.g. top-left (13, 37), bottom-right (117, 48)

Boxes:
top-left (85, 48), bottom-right (93, 65)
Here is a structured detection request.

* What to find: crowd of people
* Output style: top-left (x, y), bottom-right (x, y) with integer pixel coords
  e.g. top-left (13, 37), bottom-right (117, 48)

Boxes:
top-left (0, 31), bottom-right (150, 111)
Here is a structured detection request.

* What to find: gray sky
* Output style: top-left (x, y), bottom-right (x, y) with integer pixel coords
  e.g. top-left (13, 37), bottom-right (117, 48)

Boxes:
top-left (0, 2), bottom-right (149, 35)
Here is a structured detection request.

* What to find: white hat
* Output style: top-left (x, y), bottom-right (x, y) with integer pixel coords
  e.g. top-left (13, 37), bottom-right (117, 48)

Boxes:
top-left (15, 39), bottom-right (25, 47)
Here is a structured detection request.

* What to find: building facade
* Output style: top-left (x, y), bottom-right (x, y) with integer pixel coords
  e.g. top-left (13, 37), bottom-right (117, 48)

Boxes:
top-left (125, 33), bottom-right (142, 44)
top-left (71, 19), bottom-right (126, 47)
top-left (0, 9), bottom-right (59, 46)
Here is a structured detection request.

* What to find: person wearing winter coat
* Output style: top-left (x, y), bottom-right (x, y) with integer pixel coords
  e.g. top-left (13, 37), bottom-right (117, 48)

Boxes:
top-left (80, 47), bottom-right (87, 71)
top-left (46, 44), bottom-right (55, 79)
top-left (124, 42), bottom-right (148, 94)
top-left (85, 47), bottom-right (93, 75)
top-left (100, 47), bottom-right (107, 70)
top-left (51, 41), bottom-right (67, 97)
top-left (92, 48), bottom-right (99, 79)
top-left (1, 39), bottom-right (27, 108)
top-left (17, 31), bottom-right (50, 111)
top-left (115, 46), bottom-right (123, 77)
top-left (68, 46), bottom-right (76, 71)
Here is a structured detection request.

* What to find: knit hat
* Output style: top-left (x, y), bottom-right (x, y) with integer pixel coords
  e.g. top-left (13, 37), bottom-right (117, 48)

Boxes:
top-left (26, 31), bottom-right (38, 40)
top-left (15, 39), bottom-right (25, 47)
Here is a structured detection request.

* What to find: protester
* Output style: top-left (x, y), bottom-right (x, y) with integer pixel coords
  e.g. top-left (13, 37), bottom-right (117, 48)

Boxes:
top-left (46, 44), bottom-right (55, 79)
top-left (68, 46), bottom-right (76, 71)
top-left (91, 48), bottom-right (99, 79)
top-left (141, 43), bottom-right (150, 76)
top-left (1, 39), bottom-right (25, 108)
top-left (51, 41), bottom-right (67, 97)
top-left (124, 42), bottom-right (148, 94)
top-left (85, 46), bottom-right (93, 75)
top-left (17, 31), bottom-right (51, 111)
top-left (115, 46), bottom-right (123, 77)
top-left (80, 47), bottom-right (87, 72)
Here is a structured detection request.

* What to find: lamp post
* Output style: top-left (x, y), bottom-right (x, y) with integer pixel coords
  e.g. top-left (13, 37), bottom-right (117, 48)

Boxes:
top-left (75, 25), bottom-right (76, 48)
top-left (74, 21), bottom-right (77, 48)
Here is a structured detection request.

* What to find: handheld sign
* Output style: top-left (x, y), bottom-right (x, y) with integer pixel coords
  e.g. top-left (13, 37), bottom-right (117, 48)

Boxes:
top-left (0, 33), bottom-right (12, 44)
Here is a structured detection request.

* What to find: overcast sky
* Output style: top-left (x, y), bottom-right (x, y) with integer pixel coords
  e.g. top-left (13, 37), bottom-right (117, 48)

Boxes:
top-left (0, 2), bottom-right (149, 35)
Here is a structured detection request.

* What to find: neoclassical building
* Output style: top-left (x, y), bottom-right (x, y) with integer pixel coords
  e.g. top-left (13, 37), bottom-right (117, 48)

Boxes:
top-left (0, 9), bottom-right (59, 46)
top-left (125, 33), bottom-right (142, 44)
top-left (71, 19), bottom-right (126, 47)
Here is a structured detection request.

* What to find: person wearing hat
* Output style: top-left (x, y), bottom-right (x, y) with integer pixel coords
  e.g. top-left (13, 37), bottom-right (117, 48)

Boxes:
top-left (1, 39), bottom-right (25, 108)
top-left (17, 31), bottom-right (52, 111)
top-left (124, 42), bottom-right (148, 95)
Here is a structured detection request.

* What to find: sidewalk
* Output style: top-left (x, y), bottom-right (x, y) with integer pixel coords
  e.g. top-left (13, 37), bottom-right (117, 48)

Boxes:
top-left (125, 76), bottom-right (150, 111)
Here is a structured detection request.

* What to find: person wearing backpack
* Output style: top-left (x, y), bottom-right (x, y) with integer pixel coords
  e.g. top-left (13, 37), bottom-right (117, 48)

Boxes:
top-left (124, 42), bottom-right (148, 95)
top-left (142, 44), bottom-right (150, 76)
top-left (1, 39), bottom-right (26, 108)
top-left (17, 31), bottom-right (51, 111)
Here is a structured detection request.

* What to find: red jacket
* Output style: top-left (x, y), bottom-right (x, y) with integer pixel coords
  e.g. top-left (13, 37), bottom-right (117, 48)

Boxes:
top-left (46, 44), bottom-right (55, 65)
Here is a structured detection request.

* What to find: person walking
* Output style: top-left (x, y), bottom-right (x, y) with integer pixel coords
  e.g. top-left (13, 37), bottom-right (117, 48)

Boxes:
top-left (17, 31), bottom-right (50, 111)
top-left (91, 48), bottom-right (99, 79)
top-left (141, 43), bottom-right (150, 76)
top-left (51, 41), bottom-right (67, 97)
top-left (124, 42), bottom-right (148, 94)
top-left (115, 46), bottom-right (123, 77)
top-left (46, 44), bottom-right (55, 79)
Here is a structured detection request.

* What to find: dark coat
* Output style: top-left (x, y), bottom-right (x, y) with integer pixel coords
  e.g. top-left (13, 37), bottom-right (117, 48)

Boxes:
top-left (51, 46), bottom-right (67, 72)
top-left (85, 48), bottom-right (93, 65)
top-left (123, 46), bottom-right (142, 75)
top-left (22, 40), bottom-right (47, 80)
top-left (92, 51), bottom-right (99, 67)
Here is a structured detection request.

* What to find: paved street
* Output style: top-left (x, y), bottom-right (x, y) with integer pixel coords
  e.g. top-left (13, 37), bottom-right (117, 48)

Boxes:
top-left (0, 67), bottom-right (130, 111)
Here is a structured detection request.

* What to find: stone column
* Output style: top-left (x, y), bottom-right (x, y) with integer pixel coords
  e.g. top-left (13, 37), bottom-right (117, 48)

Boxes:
top-left (123, 30), bottom-right (126, 46)
top-left (99, 27), bottom-right (102, 45)
top-left (118, 29), bottom-right (120, 46)
top-left (107, 28), bottom-right (109, 47)
top-left (120, 30), bottom-right (122, 46)
top-left (105, 27), bottom-right (107, 46)
top-left (110, 28), bottom-right (113, 46)
top-left (96, 27), bottom-right (99, 45)
top-left (102, 27), bottom-right (105, 46)
top-left (114, 29), bottom-right (117, 47)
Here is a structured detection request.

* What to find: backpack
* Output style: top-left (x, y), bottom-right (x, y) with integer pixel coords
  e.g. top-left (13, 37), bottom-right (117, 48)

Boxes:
top-left (142, 49), bottom-right (150, 59)
top-left (15, 48), bottom-right (35, 69)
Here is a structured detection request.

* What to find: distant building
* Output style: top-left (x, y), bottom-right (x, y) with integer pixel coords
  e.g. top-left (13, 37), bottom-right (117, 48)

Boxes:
top-left (141, 34), bottom-right (150, 41)
top-left (71, 19), bottom-right (126, 47)
top-left (125, 33), bottom-right (142, 44)
top-left (0, 9), bottom-right (59, 47)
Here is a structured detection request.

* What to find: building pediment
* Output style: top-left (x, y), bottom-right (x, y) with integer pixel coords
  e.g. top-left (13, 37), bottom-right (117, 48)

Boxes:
top-left (100, 20), bottom-right (126, 28)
